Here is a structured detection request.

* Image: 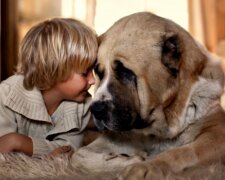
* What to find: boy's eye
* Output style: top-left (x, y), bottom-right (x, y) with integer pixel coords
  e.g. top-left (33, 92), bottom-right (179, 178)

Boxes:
top-left (82, 71), bottom-right (88, 77)
top-left (81, 69), bottom-right (92, 77)
top-left (81, 67), bottom-right (94, 77)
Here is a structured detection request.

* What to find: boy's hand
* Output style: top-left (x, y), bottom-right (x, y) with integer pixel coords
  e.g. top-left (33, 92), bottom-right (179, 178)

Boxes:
top-left (0, 132), bottom-right (33, 156)
top-left (48, 145), bottom-right (74, 157)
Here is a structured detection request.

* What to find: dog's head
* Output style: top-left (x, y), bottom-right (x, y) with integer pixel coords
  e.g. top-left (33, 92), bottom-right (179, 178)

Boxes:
top-left (91, 12), bottom-right (224, 138)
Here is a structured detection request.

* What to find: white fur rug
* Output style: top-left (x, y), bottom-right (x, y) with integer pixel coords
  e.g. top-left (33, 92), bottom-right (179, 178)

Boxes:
top-left (0, 153), bottom-right (225, 180)
top-left (0, 153), bottom-right (114, 180)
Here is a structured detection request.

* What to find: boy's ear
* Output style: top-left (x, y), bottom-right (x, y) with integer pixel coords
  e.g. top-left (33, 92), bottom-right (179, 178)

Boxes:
top-left (161, 33), bottom-right (182, 77)
top-left (98, 34), bottom-right (105, 46)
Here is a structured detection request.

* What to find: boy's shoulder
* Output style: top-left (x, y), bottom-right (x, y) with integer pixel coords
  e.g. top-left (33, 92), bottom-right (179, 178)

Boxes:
top-left (0, 75), bottom-right (24, 101)
top-left (0, 74), bottom-right (24, 94)
top-left (1, 74), bottom-right (24, 88)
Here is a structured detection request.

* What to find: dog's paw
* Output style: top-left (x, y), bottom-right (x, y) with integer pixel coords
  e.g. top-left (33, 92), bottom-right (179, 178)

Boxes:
top-left (71, 149), bottom-right (144, 172)
top-left (117, 161), bottom-right (170, 180)
top-left (102, 153), bottom-right (145, 172)
top-left (71, 147), bottom-right (106, 170)
top-left (104, 153), bottom-right (145, 162)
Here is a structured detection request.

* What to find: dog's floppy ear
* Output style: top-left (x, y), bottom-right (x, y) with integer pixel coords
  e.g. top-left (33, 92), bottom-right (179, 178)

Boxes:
top-left (161, 33), bottom-right (181, 77)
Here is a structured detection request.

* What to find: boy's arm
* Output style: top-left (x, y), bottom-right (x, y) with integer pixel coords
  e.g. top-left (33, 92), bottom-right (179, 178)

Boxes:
top-left (0, 132), bottom-right (33, 156)
top-left (0, 131), bottom-right (83, 157)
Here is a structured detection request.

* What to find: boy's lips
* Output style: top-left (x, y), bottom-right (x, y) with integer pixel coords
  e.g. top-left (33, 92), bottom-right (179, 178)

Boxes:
top-left (81, 90), bottom-right (90, 96)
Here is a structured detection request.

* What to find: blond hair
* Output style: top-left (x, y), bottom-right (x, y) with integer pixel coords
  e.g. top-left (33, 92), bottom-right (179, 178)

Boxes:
top-left (17, 18), bottom-right (98, 90)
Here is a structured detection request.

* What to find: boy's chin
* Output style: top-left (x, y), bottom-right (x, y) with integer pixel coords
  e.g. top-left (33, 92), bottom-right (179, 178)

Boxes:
top-left (73, 92), bottom-right (91, 102)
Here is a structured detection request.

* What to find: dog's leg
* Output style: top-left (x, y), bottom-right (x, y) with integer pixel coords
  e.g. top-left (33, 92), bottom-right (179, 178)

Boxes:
top-left (118, 114), bottom-right (225, 179)
top-left (71, 133), bottom-right (148, 173)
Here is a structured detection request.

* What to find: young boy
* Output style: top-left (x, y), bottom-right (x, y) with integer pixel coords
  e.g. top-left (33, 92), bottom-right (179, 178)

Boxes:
top-left (0, 18), bottom-right (98, 157)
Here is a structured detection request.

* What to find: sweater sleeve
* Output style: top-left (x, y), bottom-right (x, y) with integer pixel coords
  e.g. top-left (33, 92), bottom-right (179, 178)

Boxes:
top-left (0, 83), bottom-right (17, 136)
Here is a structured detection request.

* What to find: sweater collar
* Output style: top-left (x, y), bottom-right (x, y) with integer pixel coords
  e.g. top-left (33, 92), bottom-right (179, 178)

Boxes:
top-left (3, 75), bottom-right (52, 123)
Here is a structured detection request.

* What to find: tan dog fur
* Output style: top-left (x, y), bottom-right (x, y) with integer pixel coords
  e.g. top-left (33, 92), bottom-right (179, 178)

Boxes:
top-left (72, 12), bottom-right (225, 179)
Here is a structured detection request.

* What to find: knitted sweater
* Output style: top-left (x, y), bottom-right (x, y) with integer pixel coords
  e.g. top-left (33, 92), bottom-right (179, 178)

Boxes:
top-left (0, 75), bottom-right (92, 157)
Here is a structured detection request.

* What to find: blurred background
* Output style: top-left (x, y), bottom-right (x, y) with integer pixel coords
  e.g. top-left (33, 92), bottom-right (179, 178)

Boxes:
top-left (1, 0), bottom-right (225, 144)
top-left (1, 0), bottom-right (225, 80)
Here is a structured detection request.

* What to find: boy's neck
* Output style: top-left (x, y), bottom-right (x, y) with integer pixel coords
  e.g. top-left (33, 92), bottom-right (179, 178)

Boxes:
top-left (41, 88), bottom-right (62, 116)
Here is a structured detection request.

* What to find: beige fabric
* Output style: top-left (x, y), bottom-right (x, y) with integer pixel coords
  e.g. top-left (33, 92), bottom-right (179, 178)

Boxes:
top-left (0, 75), bottom-right (92, 157)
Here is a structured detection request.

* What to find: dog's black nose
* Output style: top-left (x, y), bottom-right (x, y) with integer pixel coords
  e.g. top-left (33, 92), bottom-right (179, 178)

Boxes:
top-left (90, 101), bottom-right (108, 120)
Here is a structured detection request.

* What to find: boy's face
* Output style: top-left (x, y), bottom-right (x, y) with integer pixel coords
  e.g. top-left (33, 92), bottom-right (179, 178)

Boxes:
top-left (55, 70), bottom-right (95, 102)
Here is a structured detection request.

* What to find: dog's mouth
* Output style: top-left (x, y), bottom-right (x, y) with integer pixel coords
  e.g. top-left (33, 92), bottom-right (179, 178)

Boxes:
top-left (132, 115), bottom-right (151, 129)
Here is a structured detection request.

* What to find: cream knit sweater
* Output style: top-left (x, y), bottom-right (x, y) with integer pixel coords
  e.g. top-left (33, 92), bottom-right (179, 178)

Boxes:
top-left (0, 75), bottom-right (91, 157)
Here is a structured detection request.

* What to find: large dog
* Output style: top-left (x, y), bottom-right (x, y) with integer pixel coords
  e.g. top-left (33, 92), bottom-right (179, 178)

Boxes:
top-left (1, 12), bottom-right (225, 180)
top-left (72, 12), bottom-right (225, 179)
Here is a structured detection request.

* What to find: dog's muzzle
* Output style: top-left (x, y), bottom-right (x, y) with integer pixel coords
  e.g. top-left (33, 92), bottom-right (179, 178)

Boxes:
top-left (90, 101), bottom-right (149, 131)
top-left (90, 101), bottom-right (108, 122)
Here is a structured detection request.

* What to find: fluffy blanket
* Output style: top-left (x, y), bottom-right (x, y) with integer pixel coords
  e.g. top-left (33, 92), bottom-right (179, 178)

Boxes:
top-left (0, 153), bottom-right (225, 180)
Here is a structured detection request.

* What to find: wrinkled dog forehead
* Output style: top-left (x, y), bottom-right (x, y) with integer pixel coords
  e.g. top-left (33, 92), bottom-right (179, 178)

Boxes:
top-left (97, 14), bottom-right (166, 69)
top-left (95, 12), bottom-right (179, 100)
top-left (97, 12), bottom-right (207, 79)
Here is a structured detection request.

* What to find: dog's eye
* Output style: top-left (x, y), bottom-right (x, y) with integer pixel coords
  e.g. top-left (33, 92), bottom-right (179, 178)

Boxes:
top-left (94, 63), bottom-right (104, 80)
top-left (114, 60), bottom-right (136, 85)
